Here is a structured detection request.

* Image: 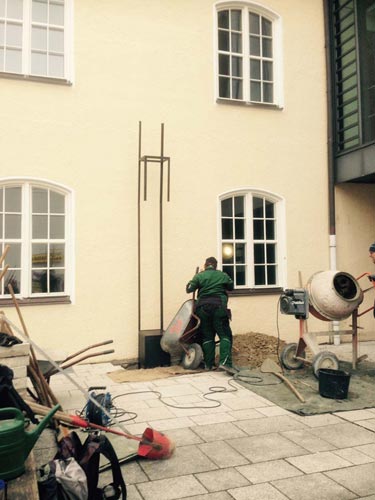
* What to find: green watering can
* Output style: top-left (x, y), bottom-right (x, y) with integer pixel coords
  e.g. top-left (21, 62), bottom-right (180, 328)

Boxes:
top-left (0, 404), bottom-right (60, 480)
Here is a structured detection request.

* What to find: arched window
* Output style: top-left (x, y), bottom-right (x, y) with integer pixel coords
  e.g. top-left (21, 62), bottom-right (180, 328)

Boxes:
top-left (215, 1), bottom-right (283, 106)
top-left (219, 189), bottom-right (286, 289)
top-left (0, 178), bottom-right (73, 302)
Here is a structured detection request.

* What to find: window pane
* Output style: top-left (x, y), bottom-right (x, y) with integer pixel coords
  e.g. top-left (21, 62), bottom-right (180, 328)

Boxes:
top-left (31, 26), bottom-right (47, 50)
top-left (49, 2), bottom-right (64, 26)
top-left (249, 13), bottom-right (260, 34)
top-left (250, 58), bottom-right (261, 79)
top-left (33, 215), bottom-right (48, 238)
top-left (0, 21), bottom-right (4, 45)
top-left (0, 0), bottom-right (5, 16)
top-left (254, 244), bottom-right (265, 264)
top-left (32, 243), bottom-right (47, 267)
top-left (0, 48), bottom-right (4, 70)
top-left (267, 244), bottom-right (276, 263)
top-left (253, 197), bottom-right (263, 218)
top-left (231, 10), bottom-right (241, 31)
top-left (236, 266), bottom-right (245, 285)
top-left (234, 196), bottom-right (244, 216)
top-left (219, 76), bottom-right (230, 98)
top-left (49, 28), bottom-right (64, 52)
top-left (0, 216), bottom-right (2, 238)
top-left (32, 270), bottom-right (48, 292)
top-left (263, 82), bottom-right (273, 103)
top-left (218, 30), bottom-right (229, 51)
top-left (33, 187), bottom-right (48, 213)
top-left (219, 54), bottom-right (230, 75)
top-left (50, 269), bottom-right (64, 292)
top-left (250, 81), bottom-right (261, 101)
top-left (6, 243), bottom-right (21, 267)
top-left (232, 78), bottom-right (242, 99)
top-left (49, 53), bottom-right (64, 77)
top-left (32, 0), bottom-right (48, 23)
top-left (50, 243), bottom-right (64, 267)
top-left (253, 220), bottom-right (264, 239)
top-left (50, 215), bottom-right (64, 238)
top-left (232, 56), bottom-right (242, 77)
top-left (262, 38), bottom-right (273, 58)
top-left (7, 0), bottom-right (23, 19)
top-left (222, 243), bottom-right (234, 263)
top-left (7, 23), bottom-right (22, 46)
top-left (255, 265), bottom-right (265, 285)
top-left (221, 219), bottom-right (233, 239)
top-left (5, 214), bottom-right (21, 238)
top-left (50, 191), bottom-right (65, 213)
top-left (266, 220), bottom-right (275, 239)
top-left (31, 51), bottom-right (47, 75)
top-left (250, 36), bottom-right (260, 56)
top-left (263, 61), bottom-right (273, 81)
top-left (218, 10), bottom-right (229, 29)
top-left (235, 219), bottom-right (244, 239)
top-left (223, 265), bottom-right (234, 280)
top-left (5, 187), bottom-right (21, 212)
top-left (262, 17), bottom-right (272, 36)
top-left (267, 265), bottom-right (276, 285)
top-left (265, 200), bottom-right (274, 217)
top-left (5, 48), bottom-right (22, 73)
top-left (231, 32), bottom-right (242, 53)
top-left (5, 270), bottom-right (20, 294)
top-left (235, 243), bottom-right (245, 263)
top-left (221, 198), bottom-right (232, 217)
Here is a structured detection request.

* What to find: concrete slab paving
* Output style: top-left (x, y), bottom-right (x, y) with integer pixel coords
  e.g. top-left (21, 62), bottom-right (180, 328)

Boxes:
top-left (280, 428), bottom-right (337, 452)
top-left (235, 459), bottom-right (303, 483)
top-left (325, 463), bottom-right (375, 497)
top-left (197, 441), bottom-right (249, 468)
top-left (228, 483), bottom-right (289, 499)
top-left (195, 467), bottom-right (250, 492)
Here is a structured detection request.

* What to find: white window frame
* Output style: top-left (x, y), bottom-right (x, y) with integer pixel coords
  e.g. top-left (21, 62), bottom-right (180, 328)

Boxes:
top-left (0, 0), bottom-right (73, 83)
top-left (214, 1), bottom-right (283, 107)
top-left (218, 188), bottom-right (286, 288)
top-left (0, 177), bottom-right (75, 301)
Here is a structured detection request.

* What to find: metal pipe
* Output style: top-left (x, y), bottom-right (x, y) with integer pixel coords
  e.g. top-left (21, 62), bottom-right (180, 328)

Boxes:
top-left (160, 123), bottom-right (164, 332)
top-left (138, 121), bottom-right (142, 333)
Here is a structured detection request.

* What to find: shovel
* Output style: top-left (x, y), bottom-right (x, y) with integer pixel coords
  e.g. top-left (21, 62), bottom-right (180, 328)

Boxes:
top-left (260, 358), bottom-right (305, 403)
top-left (27, 401), bottom-right (175, 460)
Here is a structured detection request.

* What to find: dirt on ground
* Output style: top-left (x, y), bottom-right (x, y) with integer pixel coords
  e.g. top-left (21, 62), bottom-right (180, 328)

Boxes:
top-left (232, 332), bottom-right (286, 369)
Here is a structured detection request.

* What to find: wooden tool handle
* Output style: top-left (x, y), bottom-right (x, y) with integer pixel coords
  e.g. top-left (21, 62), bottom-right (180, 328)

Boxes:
top-left (273, 372), bottom-right (306, 403)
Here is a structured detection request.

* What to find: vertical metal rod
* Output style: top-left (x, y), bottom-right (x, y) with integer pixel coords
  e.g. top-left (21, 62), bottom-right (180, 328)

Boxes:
top-left (352, 309), bottom-right (358, 370)
top-left (167, 158), bottom-right (171, 202)
top-left (137, 121), bottom-right (142, 333)
top-left (160, 123), bottom-right (164, 332)
top-left (144, 160), bottom-right (148, 201)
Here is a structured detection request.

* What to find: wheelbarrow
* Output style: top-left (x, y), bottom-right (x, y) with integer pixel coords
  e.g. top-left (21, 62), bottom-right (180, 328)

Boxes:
top-left (160, 299), bottom-right (203, 369)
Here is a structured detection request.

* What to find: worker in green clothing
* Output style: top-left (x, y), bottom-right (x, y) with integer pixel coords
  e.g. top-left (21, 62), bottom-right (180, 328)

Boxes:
top-left (186, 257), bottom-right (234, 370)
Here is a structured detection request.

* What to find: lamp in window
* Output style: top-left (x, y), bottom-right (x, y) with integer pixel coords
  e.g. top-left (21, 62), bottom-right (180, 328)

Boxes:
top-left (222, 244), bottom-right (234, 262)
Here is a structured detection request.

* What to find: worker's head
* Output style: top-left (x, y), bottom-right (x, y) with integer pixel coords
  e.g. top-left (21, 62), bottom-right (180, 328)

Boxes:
top-left (370, 242), bottom-right (375, 264)
top-left (204, 257), bottom-right (217, 269)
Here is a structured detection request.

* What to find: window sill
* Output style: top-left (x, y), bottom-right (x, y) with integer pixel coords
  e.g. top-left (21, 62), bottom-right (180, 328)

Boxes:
top-left (0, 296), bottom-right (71, 307)
top-left (229, 287), bottom-right (283, 297)
top-left (0, 71), bottom-right (72, 86)
top-left (216, 98), bottom-right (283, 110)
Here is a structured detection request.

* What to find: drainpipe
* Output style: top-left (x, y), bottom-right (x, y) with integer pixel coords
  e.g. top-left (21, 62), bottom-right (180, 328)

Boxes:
top-left (323, 0), bottom-right (340, 345)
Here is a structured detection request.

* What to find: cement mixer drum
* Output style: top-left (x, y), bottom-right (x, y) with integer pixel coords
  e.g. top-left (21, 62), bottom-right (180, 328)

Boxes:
top-left (306, 270), bottom-right (363, 321)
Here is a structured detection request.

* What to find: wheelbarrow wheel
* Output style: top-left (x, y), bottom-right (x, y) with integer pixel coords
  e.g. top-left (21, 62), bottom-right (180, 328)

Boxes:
top-left (312, 351), bottom-right (339, 378)
top-left (280, 343), bottom-right (305, 370)
top-left (181, 343), bottom-right (204, 370)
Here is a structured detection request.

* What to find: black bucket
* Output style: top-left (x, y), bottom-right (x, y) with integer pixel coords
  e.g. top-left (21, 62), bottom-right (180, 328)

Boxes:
top-left (318, 368), bottom-right (351, 399)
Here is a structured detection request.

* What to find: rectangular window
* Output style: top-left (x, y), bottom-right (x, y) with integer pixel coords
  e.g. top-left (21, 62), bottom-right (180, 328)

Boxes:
top-left (221, 193), bottom-right (281, 288)
top-left (0, 0), bottom-right (72, 81)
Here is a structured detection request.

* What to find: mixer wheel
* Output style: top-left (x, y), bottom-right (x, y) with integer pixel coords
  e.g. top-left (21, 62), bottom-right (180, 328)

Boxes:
top-left (181, 343), bottom-right (204, 370)
top-left (280, 343), bottom-right (305, 370)
top-left (312, 351), bottom-right (339, 378)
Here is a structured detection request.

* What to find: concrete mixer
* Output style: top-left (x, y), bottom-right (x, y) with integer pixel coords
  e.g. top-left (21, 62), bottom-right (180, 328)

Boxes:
top-left (279, 270), bottom-right (374, 376)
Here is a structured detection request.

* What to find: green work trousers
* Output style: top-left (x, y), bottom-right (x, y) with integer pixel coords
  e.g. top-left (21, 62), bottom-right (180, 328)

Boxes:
top-left (196, 304), bottom-right (232, 369)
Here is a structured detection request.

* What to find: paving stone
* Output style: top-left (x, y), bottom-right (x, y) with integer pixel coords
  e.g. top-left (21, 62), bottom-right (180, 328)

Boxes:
top-left (191, 422), bottom-right (247, 442)
top-left (309, 422), bottom-right (375, 448)
top-left (198, 441), bottom-right (249, 468)
top-left (123, 484), bottom-right (143, 500)
top-left (133, 406), bottom-right (176, 423)
top-left (281, 428), bottom-right (336, 452)
top-left (325, 463), bottom-right (375, 497)
top-left (236, 459), bottom-right (303, 483)
top-left (255, 406), bottom-right (291, 417)
top-left (228, 433), bottom-right (308, 462)
top-left (272, 471), bottom-right (356, 500)
top-left (195, 467), bottom-right (250, 492)
top-left (333, 409), bottom-right (375, 421)
top-left (222, 395), bottom-right (270, 410)
top-left (121, 461), bottom-right (149, 484)
top-left (190, 412), bottom-right (236, 426)
top-left (356, 444), bottom-right (375, 458)
top-left (286, 450), bottom-right (352, 473)
top-left (148, 416), bottom-right (195, 431)
top-left (227, 408), bottom-right (264, 421)
top-left (182, 493), bottom-right (233, 500)
top-left (290, 413), bottom-right (343, 427)
top-left (139, 445), bottom-right (217, 480)
top-left (357, 420), bottom-right (375, 432)
top-left (228, 482), bottom-right (289, 499)
top-left (234, 415), bottom-right (307, 435)
top-left (333, 447), bottom-right (375, 465)
top-left (136, 474), bottom-right (207, 500)
top-left (163, 427), bottom-right (204, 447)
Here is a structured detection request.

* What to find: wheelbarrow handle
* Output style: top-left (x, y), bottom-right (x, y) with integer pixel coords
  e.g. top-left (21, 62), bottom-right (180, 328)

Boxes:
top-left (60, 340), bottom-right (114, 364)
top-left (44, 349), bottom-right (115, 378)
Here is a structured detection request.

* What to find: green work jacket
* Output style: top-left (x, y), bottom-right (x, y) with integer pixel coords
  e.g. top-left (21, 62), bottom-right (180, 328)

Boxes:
top-left (186, 266), bottom-right (234, 307)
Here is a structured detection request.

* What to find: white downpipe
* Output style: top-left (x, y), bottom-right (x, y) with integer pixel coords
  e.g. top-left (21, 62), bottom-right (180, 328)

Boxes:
top-left (329, 234), bottom-right (341, 345)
